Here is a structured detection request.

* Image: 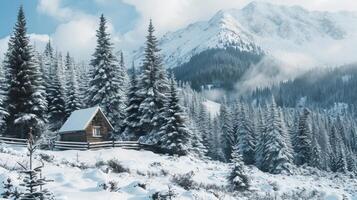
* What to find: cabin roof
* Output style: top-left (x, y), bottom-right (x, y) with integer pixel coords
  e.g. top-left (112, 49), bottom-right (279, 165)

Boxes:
top-left (58, 106), bottom-right (114, 134)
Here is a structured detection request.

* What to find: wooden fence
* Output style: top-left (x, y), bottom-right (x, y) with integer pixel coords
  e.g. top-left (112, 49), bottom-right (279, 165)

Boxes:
top-left (54, 140), bottom-right (145, 151)
top-left (0, 136), bottom-right (27, 147)
top-left (0, 136), bottom-right (155, 152)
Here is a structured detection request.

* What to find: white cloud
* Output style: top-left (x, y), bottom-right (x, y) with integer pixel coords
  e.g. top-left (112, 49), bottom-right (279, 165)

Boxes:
top-left (0, 34), bottom-right (50, 61)
top-left (35, 0), bottom-right (122, 61)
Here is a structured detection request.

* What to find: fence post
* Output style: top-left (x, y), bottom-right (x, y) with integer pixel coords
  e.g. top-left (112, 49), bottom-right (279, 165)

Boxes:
top-left (87, 142), bottom-right (90, 150)
top-left (112, 140), bottom-right (115, 148)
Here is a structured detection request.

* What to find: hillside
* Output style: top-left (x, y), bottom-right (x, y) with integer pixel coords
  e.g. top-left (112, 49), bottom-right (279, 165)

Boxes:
top-left (0, 145), bottom-right (355, 200)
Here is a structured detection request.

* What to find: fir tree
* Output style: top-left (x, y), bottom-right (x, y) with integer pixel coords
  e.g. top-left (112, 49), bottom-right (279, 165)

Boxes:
top-left (19, 131), bottom-right (53, 199)
top-left (4, 6), bottom-right (47, 138)
top-left (157, 77), bottom-right (190, 155)
top-left (236, 103), bottom-right (256, 165)
top-left (310, 136), bottom-right (322, 169)
top-left (64, 52), bottom-right (81, 118)
top-left (329, 124), bottom-right (348, 173)
top-left (137, 20), bottom-right (169, 138)
top-left (228, 145), bottom-right (250, 191)
top-left (255, 105), bottom-right (267, 169)
top-left (87, 14), bottom-right (126, 132)
top-left (219, 103), bottom-right (234, 161)
top-left (0, 63), bottom-right (8, 133)
top-left (261, 99), bottom-right (293, 174)
top-left (122, 63), bottom-right (142, 139)
top-left (294, 108), bottom-right (313, 166)
top-left (47, 54), bottom-right (66, 131)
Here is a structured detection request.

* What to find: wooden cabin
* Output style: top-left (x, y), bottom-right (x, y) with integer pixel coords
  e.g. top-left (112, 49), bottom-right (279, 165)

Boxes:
top-left (58, 106), bottom-right (114, 142)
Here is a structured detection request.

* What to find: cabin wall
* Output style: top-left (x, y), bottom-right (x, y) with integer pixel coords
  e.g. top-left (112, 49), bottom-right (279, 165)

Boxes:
top-left (60, 131), bottom-right (86, 142)
top-left (85, 111), bottom-right (112, 142)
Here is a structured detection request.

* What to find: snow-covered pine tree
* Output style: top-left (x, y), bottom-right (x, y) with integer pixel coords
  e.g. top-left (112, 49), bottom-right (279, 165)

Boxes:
top-left (4, 6), bottom-right (47, 138)
top-left (87, 14), bottom-right (126, 133)
top-left (47, 54), bottom-right (66, 131)
top-left (19, 131), bottom-right (53, 199)
top-left (294, 108), bottom-right (313, 166)
top-left (310, 135), bottom-right (322, 169)
top-left (219, 103), bottom-right (234, 162)
top-left (42, 41), bottom-right (53, 98)
top-left (346, 148), bottom-right (356, 172)
top-left (157, 77), bottom-right (190, 155)
top-left (255, 105), bottom-right (267, 169)
top-left (208, 117), bottom-right (225, 161)
top-left (0, 63), bottom-right (8, 133)
top-left (64, 52), bottom-right (81, 118)
top-left (228, 145), bottom-right (250, 191)
top-left (329, 124), bottom-right (348, 173)
top-left (77, 61), bottom-right (90, 108)
top-left (115, 51), bottom-right (129, 132)
top-left (122, 63), bottom-right (142, 139)
top-left (197, 102), bottom-right (210, 150)
top-left (261, 98), bottom-right (293, 174)
top-left (137, 20), bottom-right (169, 139)
top-left (236, 103), bottom-right (256, 165)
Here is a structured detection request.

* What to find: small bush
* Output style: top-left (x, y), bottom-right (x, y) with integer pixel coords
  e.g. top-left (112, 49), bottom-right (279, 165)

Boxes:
top-left (38, 153), bottom-right (54, 163)
top-left (171, 171), bottom-right (195, 190)
top-left (151, 185), bottom-right (177, 200)
top-left (99, 180), bottom-right (118, 192)
top-left (107, 159), bottom-right (130, 173)
top-left (137, 182), bottom-right (147, 190)
top-left (95, 160), bottom-right (106, 168)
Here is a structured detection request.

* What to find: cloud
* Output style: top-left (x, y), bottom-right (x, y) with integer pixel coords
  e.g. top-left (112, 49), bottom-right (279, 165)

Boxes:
top-left (35, 0), bottom-right (122, 61)
top-left (0, 34), bottom-right (50, 61)
top-left (37, 0), bottom-right (74, 21)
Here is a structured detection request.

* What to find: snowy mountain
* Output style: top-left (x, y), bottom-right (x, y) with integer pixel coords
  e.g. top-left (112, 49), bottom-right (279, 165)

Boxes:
top-left (133, 1), bottom-right (357, 69)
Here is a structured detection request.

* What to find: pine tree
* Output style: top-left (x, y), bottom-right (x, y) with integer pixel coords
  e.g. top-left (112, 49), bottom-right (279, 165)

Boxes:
top-left (122, 63), bottom-right (142, 139)
top-left (255, 105), bottom-right (267, 169)
top-left (42, 41), bottom-right (53, 100)
top-left (47, 54), bottom-right (66, 131)
top-left (157, 77), bottom-right (190, 155)
top-left (137, 20), bottom-right (169, 138)
top-left (198, 102), bottom-right (210, 150)
top-left (19, 131), bottom-right (53, 199)
top-left (0, 63), bottom-right (8, 132)
top-left (236, 103), bottom-right (256, 165)
top-left (310, 136), bottom-right (322, 169)
top-left (329, 124), bottom-right (348, 173)
top-left (261, 99), bottom-right (293, 174)
top-left (219, 103), bottom-right (234, 161)
top-left (294, 108), bottom-right (313, 166)
top-left (228, 145), bottom-right (249, 191)
top-left (346, 148), bottom-right (356, 172)
top-left (87, 14), bottom-right (126, 132)
top-left (4, 7), bottom-right (47, 138)
top-left (64, 52), bottom-right (81, 118)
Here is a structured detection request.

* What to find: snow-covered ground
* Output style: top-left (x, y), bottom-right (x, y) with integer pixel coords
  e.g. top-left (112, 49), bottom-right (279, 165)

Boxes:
top-left (0, 145), bottom-right (356, 200)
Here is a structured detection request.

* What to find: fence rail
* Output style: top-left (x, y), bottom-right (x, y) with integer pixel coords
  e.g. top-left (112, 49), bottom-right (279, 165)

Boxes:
top-left (0, 136), bottom-right (27, 147)
top-left (0, 136), bottom-right (154, 152)
top-left (54, 140), bottom-right (144, 151)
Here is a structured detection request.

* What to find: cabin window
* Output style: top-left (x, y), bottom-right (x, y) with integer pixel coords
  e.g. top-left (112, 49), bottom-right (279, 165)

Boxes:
top-left (93, 126), bottom-right (101, 137)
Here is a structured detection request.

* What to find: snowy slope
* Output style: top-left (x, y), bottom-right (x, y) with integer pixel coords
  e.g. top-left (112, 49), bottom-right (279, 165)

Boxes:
top-left (0, 145), bottom-right (356, 200)
top-left (132, 1), bottom-right (357, 69)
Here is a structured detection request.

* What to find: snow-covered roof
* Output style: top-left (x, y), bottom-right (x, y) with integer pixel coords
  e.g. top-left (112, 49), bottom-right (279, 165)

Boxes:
top-left (58, 106), bottom-right (114, 133)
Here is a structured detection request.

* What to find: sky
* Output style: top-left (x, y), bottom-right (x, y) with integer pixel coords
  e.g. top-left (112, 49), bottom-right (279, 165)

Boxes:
top-left (1, 0), bottom-right (357, 62)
